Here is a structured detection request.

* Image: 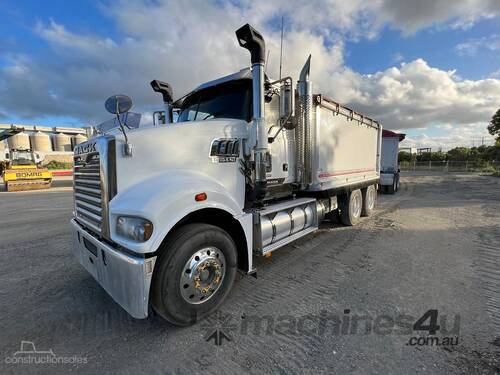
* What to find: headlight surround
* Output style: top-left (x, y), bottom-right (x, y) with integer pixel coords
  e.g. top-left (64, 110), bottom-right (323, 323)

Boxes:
top-left (116, 216), bottom-right (153, 242)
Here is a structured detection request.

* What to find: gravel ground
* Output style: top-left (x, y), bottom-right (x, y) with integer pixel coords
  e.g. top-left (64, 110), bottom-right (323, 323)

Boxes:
top-left (0, 173), bottom-right (499, 374)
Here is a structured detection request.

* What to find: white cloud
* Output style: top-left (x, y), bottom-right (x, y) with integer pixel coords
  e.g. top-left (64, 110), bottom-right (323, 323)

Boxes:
top-left (391, 52), bottom-right (404, 64)
top-left (401, 123), bottom-right (496, 150)
top-left (377, 0), bottom-right (500, 34)
top-left (490, 69), bottom-right (500, 79)
top-left (332, 59), bottom-right (500, 131)
top-left (0, 0), bottom-right (499, 151)
top-left (455, 34), bottom-right (500, 56)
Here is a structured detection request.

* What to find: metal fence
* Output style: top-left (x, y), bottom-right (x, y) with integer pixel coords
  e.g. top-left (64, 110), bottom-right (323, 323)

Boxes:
top-left (399, 160), bottom-right (500, 173)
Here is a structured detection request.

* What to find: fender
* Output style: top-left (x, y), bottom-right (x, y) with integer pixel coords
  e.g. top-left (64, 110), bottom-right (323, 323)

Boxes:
top-left (108, 169), bottom-right (247, 254)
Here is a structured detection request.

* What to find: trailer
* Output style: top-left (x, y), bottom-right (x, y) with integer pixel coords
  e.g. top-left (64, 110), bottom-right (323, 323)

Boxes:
top-left (70, 24), bottom-right (382, 325)
top-left (380, 129), bottom-right (405, 194)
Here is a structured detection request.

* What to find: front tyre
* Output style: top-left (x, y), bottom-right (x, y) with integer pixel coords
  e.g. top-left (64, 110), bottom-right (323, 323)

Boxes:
top-left (151, 224), bottom-right (238, 326)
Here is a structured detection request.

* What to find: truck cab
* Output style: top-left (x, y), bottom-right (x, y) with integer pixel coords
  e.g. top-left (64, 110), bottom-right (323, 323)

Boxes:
top-left (70, 24), bottom-right (381, 325)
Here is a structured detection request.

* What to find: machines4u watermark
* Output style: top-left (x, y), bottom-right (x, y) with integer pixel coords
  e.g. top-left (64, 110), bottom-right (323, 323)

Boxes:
top-left (4, 341), bottom-right (88, 365)
top-left (203, 309), bottom-right (460, 347)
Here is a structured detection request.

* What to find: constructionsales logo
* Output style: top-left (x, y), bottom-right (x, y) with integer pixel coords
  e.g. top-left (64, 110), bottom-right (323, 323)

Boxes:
top-left (4, 340), bottom-right (88, 365)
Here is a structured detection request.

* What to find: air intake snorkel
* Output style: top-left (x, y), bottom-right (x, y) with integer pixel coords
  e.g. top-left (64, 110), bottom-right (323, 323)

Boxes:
top-left (150, 80), bottom-right (174, 124)
top-left (236, 23), bottom-right (267, 203)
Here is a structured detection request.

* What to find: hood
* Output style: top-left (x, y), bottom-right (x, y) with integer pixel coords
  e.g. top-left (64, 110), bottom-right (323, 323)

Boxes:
top-left (113, 119), bottom-right (249, 194)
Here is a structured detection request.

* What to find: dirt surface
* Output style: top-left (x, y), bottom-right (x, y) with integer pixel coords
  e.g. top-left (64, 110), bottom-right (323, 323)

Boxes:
top-left (0, 173), bottom-right (499, 374)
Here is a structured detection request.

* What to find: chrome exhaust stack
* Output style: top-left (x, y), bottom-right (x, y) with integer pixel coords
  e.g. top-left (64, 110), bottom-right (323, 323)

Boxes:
top-left (297, 55), bottom-right (312, 187)
top-left (236, 24), bottom-right (267, 202)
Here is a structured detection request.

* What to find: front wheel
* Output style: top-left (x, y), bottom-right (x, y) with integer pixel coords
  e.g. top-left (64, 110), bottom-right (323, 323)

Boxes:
top-left (151, 223), bottom-right (238, 326)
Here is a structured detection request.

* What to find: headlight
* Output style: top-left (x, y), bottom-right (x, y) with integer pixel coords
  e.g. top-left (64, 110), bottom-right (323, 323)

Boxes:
top-left (116, 216), bottom-right (153, 242)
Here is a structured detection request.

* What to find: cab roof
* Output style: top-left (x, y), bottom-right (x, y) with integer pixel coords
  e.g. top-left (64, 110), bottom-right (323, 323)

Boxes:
top-left (173, 68), bottom-right (272, 107)
top-left (382, 129), bottom-right (406, 141)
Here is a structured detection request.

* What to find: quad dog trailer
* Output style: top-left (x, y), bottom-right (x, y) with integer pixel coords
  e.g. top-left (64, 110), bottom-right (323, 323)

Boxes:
top-left (380, 129), bottom-right (406, 194)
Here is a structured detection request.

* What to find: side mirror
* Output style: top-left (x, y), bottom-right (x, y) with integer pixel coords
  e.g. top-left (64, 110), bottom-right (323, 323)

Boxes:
top-left (105, 95), bottom-right (133, 115)
top-left (104, 94), bottom-right (133, 157)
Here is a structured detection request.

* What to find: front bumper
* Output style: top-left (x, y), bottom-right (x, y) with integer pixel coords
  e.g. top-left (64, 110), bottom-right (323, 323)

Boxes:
top-left (70, 219), bottom-right (156, 319)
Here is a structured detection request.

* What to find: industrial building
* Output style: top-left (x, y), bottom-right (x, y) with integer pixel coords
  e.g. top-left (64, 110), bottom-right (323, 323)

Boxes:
top-left (0, 124), bottom-right (91, 153)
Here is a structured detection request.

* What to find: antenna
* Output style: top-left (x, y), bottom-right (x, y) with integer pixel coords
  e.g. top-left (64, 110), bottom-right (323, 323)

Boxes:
top-left (265, 50), bottom-right (271, 73)
top-left (279, 16), bottom-right (284, 80)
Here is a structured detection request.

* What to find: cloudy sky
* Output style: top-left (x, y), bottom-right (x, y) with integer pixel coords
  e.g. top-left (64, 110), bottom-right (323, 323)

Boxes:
top-left (0, 0), bottom-right (499, 150)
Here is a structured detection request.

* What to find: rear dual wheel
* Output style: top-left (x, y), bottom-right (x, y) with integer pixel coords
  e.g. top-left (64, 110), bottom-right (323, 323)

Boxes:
top-left (361, 185), bottom-right (377, 217)
top-left (339, 189), bottom-right (363, 226)
top-left (339, 185), bottom-right (377, 225)
top-left (386, 175), bottom-right (399, 194)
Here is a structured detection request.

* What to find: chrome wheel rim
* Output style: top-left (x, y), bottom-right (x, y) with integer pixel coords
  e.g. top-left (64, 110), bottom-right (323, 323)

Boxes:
top-left (352, 193), bottom-right (362, 218)
top-left (367, 188), bottom-right (375, 209)
top-left (180, 247), bottom-right (226, 304)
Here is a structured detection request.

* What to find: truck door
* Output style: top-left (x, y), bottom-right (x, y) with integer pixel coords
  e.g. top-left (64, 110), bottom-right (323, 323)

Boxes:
top-left (265, 94), bottom-right (293, 185)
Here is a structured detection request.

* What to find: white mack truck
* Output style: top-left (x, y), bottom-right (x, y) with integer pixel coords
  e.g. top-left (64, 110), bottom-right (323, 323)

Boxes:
top-left (71, 24), bottom-right (382, 325)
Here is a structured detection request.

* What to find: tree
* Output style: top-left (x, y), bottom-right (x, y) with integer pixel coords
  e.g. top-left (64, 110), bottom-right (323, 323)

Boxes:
top-left (398, 151), bottom-right (412, 162)
top-left (488, 109), bottom-right (500, 141)
top-left (447, 147), bottom-right (470, 161)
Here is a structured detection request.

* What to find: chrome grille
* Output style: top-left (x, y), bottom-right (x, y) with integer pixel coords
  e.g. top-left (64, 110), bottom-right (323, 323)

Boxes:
top-left (74, 150), bottom-right (103, 235)
top-left (73, 137), bottom-right (116, 238)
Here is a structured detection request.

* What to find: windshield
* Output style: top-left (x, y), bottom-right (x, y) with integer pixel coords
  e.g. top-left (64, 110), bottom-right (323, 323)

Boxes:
top-left (177, 80), bottom-right (252, 123)
top-left (11, 150), bottom-right (35, 166)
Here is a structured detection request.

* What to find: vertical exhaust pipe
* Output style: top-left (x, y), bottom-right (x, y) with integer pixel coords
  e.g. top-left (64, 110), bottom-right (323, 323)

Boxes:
top-left (297, 55), bottom-right (312, 187)
top-left (236, 24), bottom-right (267, 202)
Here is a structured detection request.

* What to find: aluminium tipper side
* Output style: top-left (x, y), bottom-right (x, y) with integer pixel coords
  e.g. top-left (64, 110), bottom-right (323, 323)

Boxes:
top-left (307, 95), bottom-right (382, 191)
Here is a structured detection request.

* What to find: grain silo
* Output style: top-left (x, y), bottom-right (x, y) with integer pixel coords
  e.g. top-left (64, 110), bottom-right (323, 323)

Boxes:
top-left (7, 132), bottom-right (30, 150)
top-left (54, 133), bottom-right (72, 152)
top-left (73, 133), bottom-right (88, 147)
top-left (30, 131), bottom-right (53, 152)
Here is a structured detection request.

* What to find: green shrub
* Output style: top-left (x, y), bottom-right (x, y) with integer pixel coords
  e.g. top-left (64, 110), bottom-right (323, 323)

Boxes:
top-left (45, 160), bottom-right (73, 170)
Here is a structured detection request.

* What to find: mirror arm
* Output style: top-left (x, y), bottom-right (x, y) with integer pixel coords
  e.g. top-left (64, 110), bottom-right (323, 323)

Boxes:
top-left (268, 110), bottom-right (293, 143)
top-left (267, 76), bottom-right (293, 86)
top-left (114, 101), bottom-right (133, 156)
top-left (267, 76), bottom-right (294, 143)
